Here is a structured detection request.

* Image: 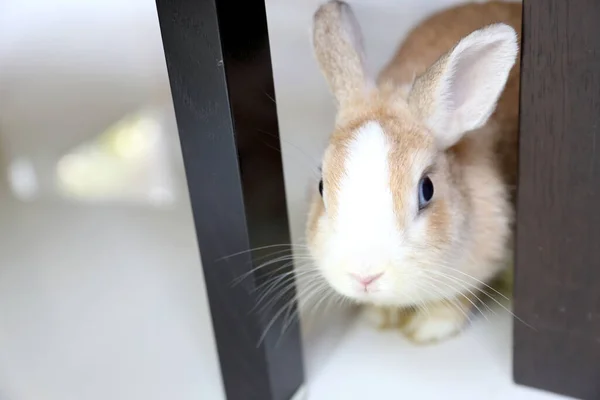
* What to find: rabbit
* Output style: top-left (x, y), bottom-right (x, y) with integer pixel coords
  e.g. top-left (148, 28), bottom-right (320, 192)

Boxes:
top-left (305, 0), bottom-right (522, 344)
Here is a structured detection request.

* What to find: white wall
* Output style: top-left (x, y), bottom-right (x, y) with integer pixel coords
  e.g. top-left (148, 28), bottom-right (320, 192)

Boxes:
top-left (0, 0), bottom-right (171, 157)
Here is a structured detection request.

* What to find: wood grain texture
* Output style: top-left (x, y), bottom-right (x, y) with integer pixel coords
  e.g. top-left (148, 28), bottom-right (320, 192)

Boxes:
top-left (155, 0), bottom-right (305, 399)
top-left (515, 1), bottom-right (600, 398)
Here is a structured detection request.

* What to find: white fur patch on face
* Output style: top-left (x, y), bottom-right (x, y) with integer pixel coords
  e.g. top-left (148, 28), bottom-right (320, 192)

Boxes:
top-left (332, 121), bottom-right (402, 273)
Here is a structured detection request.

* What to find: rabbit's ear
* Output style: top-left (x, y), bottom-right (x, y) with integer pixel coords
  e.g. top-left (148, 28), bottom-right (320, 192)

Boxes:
top-left (312, 1), bottom-right (370, 106)
top-left (408, 24), bottom-right (518, 149)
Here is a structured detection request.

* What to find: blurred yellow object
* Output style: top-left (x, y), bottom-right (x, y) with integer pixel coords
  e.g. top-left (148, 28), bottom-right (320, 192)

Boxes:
top-left (55, 110), bottom-right (163, 201)
top-left (98, 113), bottom-right (159, 159)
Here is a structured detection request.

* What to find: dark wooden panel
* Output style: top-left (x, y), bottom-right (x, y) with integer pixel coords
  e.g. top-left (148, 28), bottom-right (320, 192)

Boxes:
top-left (515, 1), bottom-right (600, 398)
top-left (154, 0), bottom-right (305, 399)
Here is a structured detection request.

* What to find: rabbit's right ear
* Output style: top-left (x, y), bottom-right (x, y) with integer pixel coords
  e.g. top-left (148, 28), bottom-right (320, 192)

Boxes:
top-left (408, 24), bottom-right (518, 150)
top-left (312, 1), bottom-right (370, 106)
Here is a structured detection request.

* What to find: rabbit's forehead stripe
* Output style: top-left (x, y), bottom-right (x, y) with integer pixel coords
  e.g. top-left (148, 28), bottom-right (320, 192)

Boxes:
top-left (330, 121), bottom-right (402, 246)
top-left (323, 114), bottom-right (434, 226)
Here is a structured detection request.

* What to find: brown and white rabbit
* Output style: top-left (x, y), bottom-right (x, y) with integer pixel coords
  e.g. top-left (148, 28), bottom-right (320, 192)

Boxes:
top-left (306, 1), bottom-right (521, 344)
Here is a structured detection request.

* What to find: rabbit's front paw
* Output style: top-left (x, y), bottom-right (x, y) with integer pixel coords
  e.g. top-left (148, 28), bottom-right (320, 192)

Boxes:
top-left (402, 302), bottom-right (469, 344)
top-left (362, 305), bottom-right (411, 331)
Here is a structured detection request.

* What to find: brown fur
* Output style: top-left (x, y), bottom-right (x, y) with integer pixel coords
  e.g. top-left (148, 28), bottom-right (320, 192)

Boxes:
top-left (380, 1), bottom-right (522, 194)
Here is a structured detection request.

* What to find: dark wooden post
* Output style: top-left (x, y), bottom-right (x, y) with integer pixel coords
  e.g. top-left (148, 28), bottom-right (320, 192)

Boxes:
top-left (515, 1), bottom-right (600, 398)
top-left (154, 0), bottom-right (305, 399)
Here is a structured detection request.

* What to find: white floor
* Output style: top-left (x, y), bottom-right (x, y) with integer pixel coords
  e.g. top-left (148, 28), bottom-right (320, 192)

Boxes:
top-left (304, 309), bottom-right (569, 399)
top-left (266, 1), bottom-right (571, 399)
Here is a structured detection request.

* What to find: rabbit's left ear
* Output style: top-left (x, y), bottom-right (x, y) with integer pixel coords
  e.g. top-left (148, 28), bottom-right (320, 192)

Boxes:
top-left (408, 24), bottom-right (519, 149)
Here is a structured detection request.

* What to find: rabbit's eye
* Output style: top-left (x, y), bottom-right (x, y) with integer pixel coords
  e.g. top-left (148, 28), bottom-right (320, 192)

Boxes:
top-left (418, 176), bottom-right (434, 210)
top-left (318, 179), bottom-right (324, 197)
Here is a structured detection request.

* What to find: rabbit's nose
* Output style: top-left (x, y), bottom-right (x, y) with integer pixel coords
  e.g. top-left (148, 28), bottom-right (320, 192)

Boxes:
top-left (350, 272), bottom-right (384, 290)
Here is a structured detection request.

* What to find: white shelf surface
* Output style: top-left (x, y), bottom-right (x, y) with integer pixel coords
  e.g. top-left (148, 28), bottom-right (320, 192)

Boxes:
top-left (303, 308), bottom-right (572, 400)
